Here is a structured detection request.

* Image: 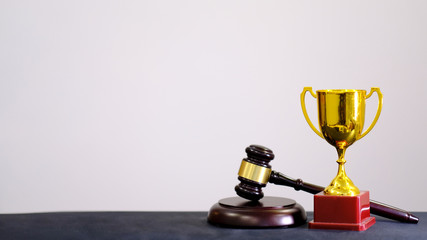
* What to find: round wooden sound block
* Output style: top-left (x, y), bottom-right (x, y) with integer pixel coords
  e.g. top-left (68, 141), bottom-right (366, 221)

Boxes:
top-left (207, 196), bottom-right (307, 228)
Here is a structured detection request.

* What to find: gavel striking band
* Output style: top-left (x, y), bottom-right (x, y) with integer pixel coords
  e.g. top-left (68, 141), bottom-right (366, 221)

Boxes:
top-left (235, 145), bottom-right (419, 224)
top-left (237, 160), bottom-right (271, 185)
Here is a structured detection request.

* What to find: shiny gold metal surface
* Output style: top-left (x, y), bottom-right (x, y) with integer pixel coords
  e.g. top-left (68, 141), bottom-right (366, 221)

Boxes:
top-left (238, 160), bottom-right (272, 184)
top-left (301, 87), bottom-right (383, 196)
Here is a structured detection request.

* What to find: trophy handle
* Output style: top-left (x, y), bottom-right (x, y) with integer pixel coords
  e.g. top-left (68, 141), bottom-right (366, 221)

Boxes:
top-left (300, 87), bottom-right (324, 139)
top-left (359, 87), bottom-right (383, 139)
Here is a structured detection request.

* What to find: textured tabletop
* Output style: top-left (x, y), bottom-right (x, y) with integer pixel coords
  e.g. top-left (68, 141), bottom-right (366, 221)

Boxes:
top-left (0, 211), bottom-right (425, 240)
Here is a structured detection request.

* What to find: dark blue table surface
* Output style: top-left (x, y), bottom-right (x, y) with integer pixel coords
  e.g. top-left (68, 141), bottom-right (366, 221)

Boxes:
top-left (0, 211), bottom-right (425, 240)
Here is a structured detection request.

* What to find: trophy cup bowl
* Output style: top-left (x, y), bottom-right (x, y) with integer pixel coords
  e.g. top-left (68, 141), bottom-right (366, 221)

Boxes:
top-left (301, 88), bottom-right (383, 196)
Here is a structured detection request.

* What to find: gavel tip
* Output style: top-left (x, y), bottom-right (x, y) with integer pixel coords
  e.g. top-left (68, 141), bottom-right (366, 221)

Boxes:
top-left (408, 214), bottom-right (419, 224)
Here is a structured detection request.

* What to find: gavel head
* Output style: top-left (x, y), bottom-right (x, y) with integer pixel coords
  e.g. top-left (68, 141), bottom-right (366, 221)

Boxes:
top-left (234, 145), bottom-right (274, 201)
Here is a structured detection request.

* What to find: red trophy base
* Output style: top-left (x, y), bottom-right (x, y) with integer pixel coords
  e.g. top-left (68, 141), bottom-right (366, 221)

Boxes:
top-left (309, 191), bottom-right (375, 231)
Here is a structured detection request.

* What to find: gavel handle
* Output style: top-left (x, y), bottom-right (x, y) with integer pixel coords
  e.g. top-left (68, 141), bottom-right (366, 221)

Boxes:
top-left (269, 171), bottom-right (419, 224)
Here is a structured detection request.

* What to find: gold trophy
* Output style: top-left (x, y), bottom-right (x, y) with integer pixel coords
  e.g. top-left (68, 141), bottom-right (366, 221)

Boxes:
top-left (301, 87), bottom-right (383, 231)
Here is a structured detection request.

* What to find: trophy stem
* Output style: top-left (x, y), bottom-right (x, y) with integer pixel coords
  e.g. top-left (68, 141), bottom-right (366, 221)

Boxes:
top-left (336, 148), bottom-right (346, 163)
top-left (336, 147), bottom-right (348, 178)
top-left (324, 147), bottom-right (360, 196)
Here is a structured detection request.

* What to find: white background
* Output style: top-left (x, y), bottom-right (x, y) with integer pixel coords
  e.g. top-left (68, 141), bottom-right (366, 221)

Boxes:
top-left (0, 1), bottom-right (426, 213)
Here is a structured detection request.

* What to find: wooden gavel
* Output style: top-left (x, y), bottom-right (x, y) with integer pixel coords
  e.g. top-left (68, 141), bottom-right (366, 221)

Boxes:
top-left (235, 145), bottom-right (419, 224)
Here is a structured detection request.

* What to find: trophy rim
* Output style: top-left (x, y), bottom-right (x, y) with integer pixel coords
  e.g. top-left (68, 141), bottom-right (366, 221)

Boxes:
top-left (316, 89), bottom-right (366, 93)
